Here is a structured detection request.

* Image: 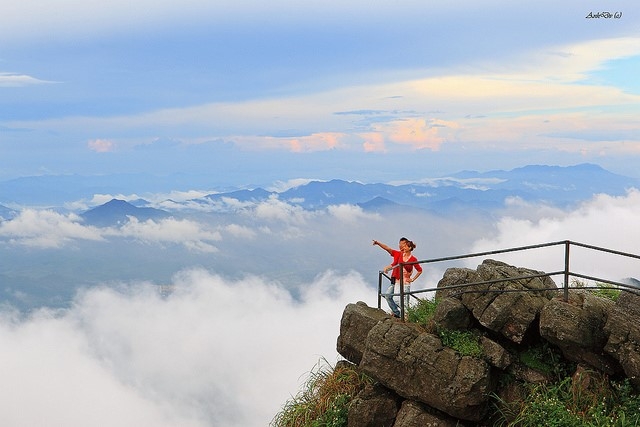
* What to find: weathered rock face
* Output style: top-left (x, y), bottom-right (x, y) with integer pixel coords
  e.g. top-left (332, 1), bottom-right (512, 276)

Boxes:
top-left (338, 303), bottom-right (493, 422)
top-left (540, 291), bottom-right (619, 374)
top-left (360, 320), bottom-right (491, 421)
top-left (337, 301), bottom-right (390, 365)
top-left (437, 259), bottom-right (556, 344)
top-left (604, 290), bottom-right (640, 386)
top-left (393, 400), bottom-right (460, 427)
top-left (432, 297), bottom-right (472, 331)
top-left (347, 382), bottom-right (400, 427)
top-left (335, 258), bottom-right (640, 426)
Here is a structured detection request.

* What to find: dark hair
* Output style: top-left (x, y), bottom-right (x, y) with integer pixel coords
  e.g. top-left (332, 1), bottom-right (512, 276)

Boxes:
top-left (400, 237), bottom-right (416, 250)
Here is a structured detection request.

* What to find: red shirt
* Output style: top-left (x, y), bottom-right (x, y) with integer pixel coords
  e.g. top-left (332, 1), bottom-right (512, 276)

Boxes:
top-left (389, 250), bottom-right (422, 280)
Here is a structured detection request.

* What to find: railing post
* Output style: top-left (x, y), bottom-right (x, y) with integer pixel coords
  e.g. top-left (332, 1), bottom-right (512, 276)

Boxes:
top-left (399, 265), bottom-right (405, 321)
top-left (377, 271), bottom-right (382, 309)
top-left (564, 241), bottom-right (570, 302)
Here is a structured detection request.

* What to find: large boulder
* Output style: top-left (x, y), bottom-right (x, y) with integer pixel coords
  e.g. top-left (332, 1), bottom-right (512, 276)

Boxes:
top-left (347, 383), bottom-right (400, 427)
top-left (436, 259), bottom-right (556, 343)
top-left (359, 320), bottom-right (492, 421)
top-left (392, 400), bottom-right (461, 427)
top-left (337, 301), bottom-right (391, 364)
top-left (432, 297), bottom-right (472, 331)
top-left (540, 291), bottom-right (619, 374)
top-left (604, 290), bottom-right (640, 386)
top-left (480, 335), bottom-right (513, 370)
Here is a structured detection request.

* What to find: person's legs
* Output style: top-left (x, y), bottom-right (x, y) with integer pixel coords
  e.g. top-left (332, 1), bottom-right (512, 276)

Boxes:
top-left (402, 284), bottom-right (411, 319)
top-left (384, 282), bottom-right (401, 317)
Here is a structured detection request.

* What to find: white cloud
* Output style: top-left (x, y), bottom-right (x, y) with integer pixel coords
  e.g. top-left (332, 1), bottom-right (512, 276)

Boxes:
top-left (224, 223), bottom-right (257, 239)
top-left (87, 139), bottom-right (116, 153)
top-left (0, 210), bottom-right (224, 253)
top-left (251, 196), bottom-right (314, 225)
top-left (153, 190), bottom-right (216, 203)
top-left (66, 192), bottom-right (220, 213)
top-left (372, 118), bottom-right (453, 151)
top-left (327, 204), bottom-right (380, 223)
top-left (0, 269), bottom-right (375, 427)
top-left (0, 209), bottom-right (104, 248)
top-left (0, 72), bottom-right (53, 87)
top-left (5, 33), bottom-right (640, 163)
top-left (112, 217), bottom-right (222, 253)
top-left (267, 178), bottom-right (320, 192)
top-left (0, 308), bottom-right (199, 427)
top-left (470, 189), bottom-right (640, 283)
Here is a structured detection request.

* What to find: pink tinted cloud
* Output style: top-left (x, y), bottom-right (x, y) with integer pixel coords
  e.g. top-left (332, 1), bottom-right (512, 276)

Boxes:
top-left (88, 139), bottom-right (116, 153)
top-left (374, 118), bottom-right (457, 150)
top-left (232, 133), bottom-right (344, 152)
top-left (385, 118), bottom-right (444, 150)
top-left (288, 132), bottom-right (342, 152)
top-left (361, 132), bottom-right (385, 152)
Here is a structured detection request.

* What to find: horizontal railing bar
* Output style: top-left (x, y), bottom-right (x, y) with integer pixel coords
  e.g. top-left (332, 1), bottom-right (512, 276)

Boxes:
top-left (377, 240), bottom-right (640, 320)
top-left (438, 271), bottom-right (565, 289)
top-left (569, 241), bottom-right (640, 261)
top-left (566, 272), bottom-right (640, 292)
top-left (449, 287), bottom-right (562, 297)
top-left (390, 271), bottom-right (565, 297)
top-left (401, 240), bottom-right (568, 266)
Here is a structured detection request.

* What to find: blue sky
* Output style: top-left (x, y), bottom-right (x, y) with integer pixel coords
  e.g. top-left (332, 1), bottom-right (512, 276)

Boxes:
top-left (1, 0), bottom-right (639, 185)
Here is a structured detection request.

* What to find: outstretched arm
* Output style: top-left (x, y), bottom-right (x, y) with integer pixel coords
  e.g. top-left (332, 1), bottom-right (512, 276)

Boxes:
top-left (372, 240), bottom-right (394, 255)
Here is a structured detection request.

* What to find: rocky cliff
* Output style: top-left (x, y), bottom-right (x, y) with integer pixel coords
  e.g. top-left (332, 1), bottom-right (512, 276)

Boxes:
top-left (336, 259), bottom-right (640, 426)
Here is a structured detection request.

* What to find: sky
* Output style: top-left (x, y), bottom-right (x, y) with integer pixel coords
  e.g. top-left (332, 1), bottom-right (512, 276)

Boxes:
top-left (1, 0), bottom-right (640, 185)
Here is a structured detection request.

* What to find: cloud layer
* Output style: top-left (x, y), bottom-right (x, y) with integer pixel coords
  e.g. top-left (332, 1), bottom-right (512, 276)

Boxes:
top-left (2, 186), bottom-right (640, 425)
top-left (470, 189), bottom-right (640, 282)
top-left (0, 269), bottom-right (374, 427)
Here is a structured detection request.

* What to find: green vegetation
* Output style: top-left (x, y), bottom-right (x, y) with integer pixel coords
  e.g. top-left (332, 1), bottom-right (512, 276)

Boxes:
top-left (592, 283), bottom-right (622, 301)
top-left (572, 279), bottom-right (621, 301)
top-left (275, 359), bottom-right (640, 427)
top-left (494, 376), bottom-right (640, 426)
top-left (270, 359), bottom-right (372, 427)
top-left (519, 342), bottom-right (573, 380)
top-left (274, 297), bottom-right (640, 426)
top-left (407, 298), bottom-right (483, 357)
top-left (406, 296), bottom-right (439, 326)
top-left (438, 328), bottom-right (484, 357)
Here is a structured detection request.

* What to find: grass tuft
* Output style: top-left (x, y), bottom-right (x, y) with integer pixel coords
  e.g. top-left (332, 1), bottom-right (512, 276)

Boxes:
top-left (494, 375), bottom-right (640, 426)
top-left (406, 297), bottom-right (439, 328)
top-left (438, 328), bottom-right (483, 358)
top-left (270, 359), bottom-right (372, 427)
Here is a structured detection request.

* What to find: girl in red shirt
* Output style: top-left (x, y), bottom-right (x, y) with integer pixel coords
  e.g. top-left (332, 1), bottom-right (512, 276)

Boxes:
top-left (373, 237), bottom-right (422, 318)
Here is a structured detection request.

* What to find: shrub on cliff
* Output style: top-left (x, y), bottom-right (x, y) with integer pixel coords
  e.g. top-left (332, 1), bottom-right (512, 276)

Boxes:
top-left (409, 298), bottom-right (483, 357)
top-left (271, 359), bottom-right (372, 427)
top-left (494, 375), bottom-right (640, 426)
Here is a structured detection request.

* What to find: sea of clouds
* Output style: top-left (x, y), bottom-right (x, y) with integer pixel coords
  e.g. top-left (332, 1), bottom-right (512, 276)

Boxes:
top-left (0, 269), bottom-right (374, 426)
top-left (1, 189), bottom-right (640, 425)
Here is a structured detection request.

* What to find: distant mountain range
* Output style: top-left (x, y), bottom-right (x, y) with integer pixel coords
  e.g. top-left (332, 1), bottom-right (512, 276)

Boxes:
top-left (2, 164), bottom-right (639, 220)
top-left (80, 199), bottom-right (171, 227)
top-left (189, 163), bottom-right (640, 214)
top-left (0, 204), bottom-right (17, 221)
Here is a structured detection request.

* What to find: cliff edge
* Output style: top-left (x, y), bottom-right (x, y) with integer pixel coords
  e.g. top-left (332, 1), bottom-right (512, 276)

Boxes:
top-left (336, 259), bottom-right (640, 426)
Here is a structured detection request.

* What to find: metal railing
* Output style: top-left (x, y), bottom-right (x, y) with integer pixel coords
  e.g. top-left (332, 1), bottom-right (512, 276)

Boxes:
top-left (377, 240), bottom-right (640, 320)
